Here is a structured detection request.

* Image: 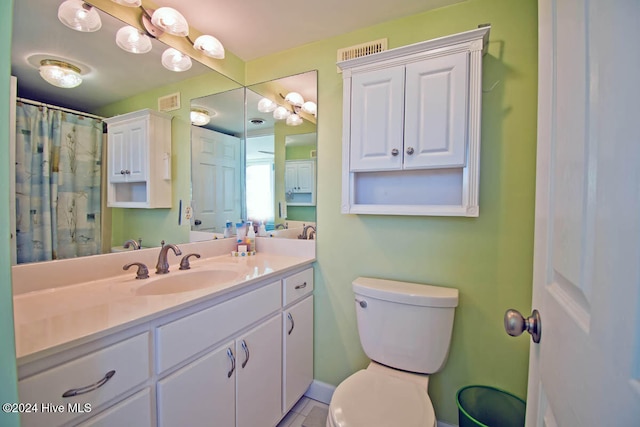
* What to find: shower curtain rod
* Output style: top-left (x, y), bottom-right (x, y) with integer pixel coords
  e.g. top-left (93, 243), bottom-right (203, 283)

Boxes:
top-left (16, 97), bottom-right (105, 121)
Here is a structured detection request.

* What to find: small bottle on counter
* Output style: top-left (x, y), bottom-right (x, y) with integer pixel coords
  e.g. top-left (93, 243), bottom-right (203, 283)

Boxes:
top-left (258, 221), bottom-right (267, 237)
top-left (246, 222), bottom-right (256, 252)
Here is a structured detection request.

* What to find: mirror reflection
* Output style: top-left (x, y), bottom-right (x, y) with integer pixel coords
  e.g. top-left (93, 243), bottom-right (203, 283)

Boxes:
top-left (10, 0), bottom-right (235, 264)
top-left (190, 71), bottom-right (317, 241)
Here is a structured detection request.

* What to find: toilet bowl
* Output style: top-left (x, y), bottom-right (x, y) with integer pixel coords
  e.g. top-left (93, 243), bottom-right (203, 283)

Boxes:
top-left (327, 277), bottom-right (458, 427)
top-left (327, 365), bottom-right (436, 427)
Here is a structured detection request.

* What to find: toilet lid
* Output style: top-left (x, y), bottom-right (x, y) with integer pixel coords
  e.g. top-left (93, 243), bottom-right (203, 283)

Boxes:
top-left (329, 370), bottom-right (435, 427)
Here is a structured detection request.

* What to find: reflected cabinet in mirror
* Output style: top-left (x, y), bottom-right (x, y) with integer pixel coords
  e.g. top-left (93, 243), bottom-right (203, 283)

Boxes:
top-left (190, 71), bottom-right (317, 241)
top-left (10, 0), bottom-right (241, 264)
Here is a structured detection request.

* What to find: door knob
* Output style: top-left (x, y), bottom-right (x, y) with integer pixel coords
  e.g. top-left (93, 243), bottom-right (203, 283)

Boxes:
top-left (504, 309), bottom-right (541, 343)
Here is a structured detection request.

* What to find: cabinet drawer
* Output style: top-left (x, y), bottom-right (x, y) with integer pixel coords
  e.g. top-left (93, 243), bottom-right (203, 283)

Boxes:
top-left (19, 333), bottom-right (150, 427)
top-left (283, 268), bottom-right (314, 306)
top-left (156, 280), bottom-right (281, 373)
top-left (77, 388), bottom-right (152, 427)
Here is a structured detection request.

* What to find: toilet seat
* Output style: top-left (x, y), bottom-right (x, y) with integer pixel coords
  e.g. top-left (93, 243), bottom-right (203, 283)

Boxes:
top-left (327, 370), bottom-right (435, 427)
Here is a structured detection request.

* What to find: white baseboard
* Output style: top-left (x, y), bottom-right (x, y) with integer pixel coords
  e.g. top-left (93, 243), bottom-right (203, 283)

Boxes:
top-left (304, 380), bottom-right (335, 405)
top-left (304, 379), bottom-right (459, 427)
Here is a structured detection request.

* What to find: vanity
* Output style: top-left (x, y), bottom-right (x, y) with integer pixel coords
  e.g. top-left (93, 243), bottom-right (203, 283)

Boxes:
top-left (12, 239), bottom-right (315, 427)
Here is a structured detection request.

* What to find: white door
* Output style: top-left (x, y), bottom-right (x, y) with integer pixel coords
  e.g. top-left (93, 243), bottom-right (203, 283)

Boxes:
top-left (524, 1), bottom-right (640, 425)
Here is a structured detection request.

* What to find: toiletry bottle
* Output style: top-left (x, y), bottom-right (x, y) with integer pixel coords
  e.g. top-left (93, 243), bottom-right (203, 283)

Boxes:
top-left (258, 221), bottom-right (267, 237)
top-left (246, 222), bottom-right (256, 252)
top-left (224, 221), bottom-right (232, 238)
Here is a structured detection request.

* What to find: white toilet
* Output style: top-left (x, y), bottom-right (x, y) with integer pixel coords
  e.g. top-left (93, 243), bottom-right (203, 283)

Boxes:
top-left (327, 277), bottom-right (459, 427)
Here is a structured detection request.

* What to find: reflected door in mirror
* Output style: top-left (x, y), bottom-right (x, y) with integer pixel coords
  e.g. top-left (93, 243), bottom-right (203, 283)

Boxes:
top-left (191, 126), bottom-right (242, 233)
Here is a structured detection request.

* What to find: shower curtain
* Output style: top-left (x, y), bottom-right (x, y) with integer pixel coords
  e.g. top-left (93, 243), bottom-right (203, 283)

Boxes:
top-left (14, 103), bottom-right (103, 264)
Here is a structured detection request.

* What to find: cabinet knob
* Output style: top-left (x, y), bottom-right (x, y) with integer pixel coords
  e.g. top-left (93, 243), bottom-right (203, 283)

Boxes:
top-left (406, 147), bottom-right (415, 155)
top-left (391, 148), bottom-right (399, 156)
top-left (125, 169), bottom-right (131, 175)
top-left (120, 170), bottom-right (125, 175)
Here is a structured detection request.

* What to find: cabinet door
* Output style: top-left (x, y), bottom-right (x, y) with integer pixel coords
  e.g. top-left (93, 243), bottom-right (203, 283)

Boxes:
top-left (283, 296), bottom-right (314, 413)
top-left (125, 119), bottom-right (148, 182)
top-left (108, 125), bottom-right (128, 183)
top-left (295, 161), bottom-right (315, 193)
top-left (236, 315), bottom-right (282, 427)
top-left (77, 388), bottom-right (152, 427)
top-left (157, 342), bottom-right (236, 427)
top-left (404, 51), bottom-right (469, 169)
top-left (285, 163), bottom-right (298, 192)
top-left (350, 65), bottom-right (405, 171)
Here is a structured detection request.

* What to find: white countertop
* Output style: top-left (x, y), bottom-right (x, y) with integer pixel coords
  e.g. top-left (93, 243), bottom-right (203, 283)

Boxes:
top-left (13, 250), bottom-right (314, 363)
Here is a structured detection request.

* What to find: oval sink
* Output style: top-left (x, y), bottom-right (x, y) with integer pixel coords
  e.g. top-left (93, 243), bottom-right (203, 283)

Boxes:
top-left (135, 269), bottom-right (240, 296)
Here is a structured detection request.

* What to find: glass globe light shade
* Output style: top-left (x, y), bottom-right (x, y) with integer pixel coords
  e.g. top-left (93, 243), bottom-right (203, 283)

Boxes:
top-left (286, 113), bottom-right (303, 126)
top-left (273, 106), bottom-right (291, 120)
top-left (257, 98), bottom-right (277, 113)
top-left (193, 35), bottom-right (225, 59)
top-left (39, 60), bottom-right (82, 88)
top-left (151, 7), bottom-right (189, 37)
top-left (302, 101), bottom-right (317, 116)
top-left (161, 48), bottom-right (192, 72)
top-left (58, 0), bottom-right (102, 32)
top-left (110, 0), bottom-right (141, 6)
top-left (190, 109), bottom-right (210, 126)
top-left (116, 26), bottom-right (152, 54)
top-left (284, 92), bottom-right (304, 107)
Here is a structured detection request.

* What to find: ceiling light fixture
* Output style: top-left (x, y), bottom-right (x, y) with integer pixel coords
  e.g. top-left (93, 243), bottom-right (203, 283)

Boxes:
top-left (39, 59), bottom-right (83, 88)
top-left (115, 26), bottom-right (152, 54)
top-left (58, 0), bottom-right (102, 32)
top-left (190, 108), bottom-right (211, 126)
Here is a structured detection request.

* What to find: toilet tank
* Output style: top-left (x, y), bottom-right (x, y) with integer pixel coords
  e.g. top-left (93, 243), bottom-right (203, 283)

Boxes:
top-left (353, 277), bottom-right (459, 374)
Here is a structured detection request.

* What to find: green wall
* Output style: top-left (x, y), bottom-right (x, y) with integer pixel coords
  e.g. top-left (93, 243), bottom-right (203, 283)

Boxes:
top-left (247, 0), bottom-right (538, 423)
top-left (0, 0), bottom-right (20, 425)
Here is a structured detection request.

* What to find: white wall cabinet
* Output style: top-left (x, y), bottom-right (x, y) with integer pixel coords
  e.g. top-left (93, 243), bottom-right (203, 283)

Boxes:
top-left (18, 266), bottom-right (314, 427)
top-left (285, 160), bottom-right (316, 206)
top-left (105, 109), bottom-right (172, 208)
top-left (339, 27), bottom-right (490, 217)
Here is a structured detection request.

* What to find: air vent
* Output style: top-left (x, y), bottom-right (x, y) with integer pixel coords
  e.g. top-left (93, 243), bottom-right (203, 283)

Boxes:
top-left (158, 92), bottom-right (181, 112)
top-left (337, 38), bottom-right (388, 72)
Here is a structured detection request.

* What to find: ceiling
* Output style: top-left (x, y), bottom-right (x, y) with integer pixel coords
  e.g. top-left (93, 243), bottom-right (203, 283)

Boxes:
top-left (11, 0), bottom-right (463, 116)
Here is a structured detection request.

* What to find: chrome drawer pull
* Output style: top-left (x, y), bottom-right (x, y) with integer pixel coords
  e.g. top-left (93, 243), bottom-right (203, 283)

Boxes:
top-left (294, 282), bottom-right (307, 290)
top-left (287, 312), bottom-right (295, 335)
top-left (241, 340), bottom-right (250, 368)
top-left (226, 348), bottom-right (235, 378)
top-left (62, 370), bottom-right (116, 398)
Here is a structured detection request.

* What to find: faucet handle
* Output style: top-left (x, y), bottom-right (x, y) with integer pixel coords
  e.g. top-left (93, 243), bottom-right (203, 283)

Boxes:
top-left (123, 262), bottom-right (149, 279)
top-left (179, 253), bottom-right (201, 270)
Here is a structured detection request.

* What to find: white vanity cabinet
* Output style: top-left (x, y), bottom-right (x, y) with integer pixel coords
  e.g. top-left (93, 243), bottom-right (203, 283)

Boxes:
top-left (285, 160), bottom-right (316, 206)
top-left (105, 109), bottom-right (172, 208)
top-left (339, 27), bottom-right (490, 217)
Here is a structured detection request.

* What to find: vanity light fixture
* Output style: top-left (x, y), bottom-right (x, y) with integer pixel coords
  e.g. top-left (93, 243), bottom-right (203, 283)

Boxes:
top-left (302, 101), bottom-right (317, 117)
top-left (161, 48), bottom-right (192, 72)
top-left (150, 7), bottom-right (189, 37)
top-left (190, 108), bottom-right (211, 126)
top-left (39, 59), bottom-right (83, 88)
top-left (260, 91), bottom-right (317, 126)
top-left (286, 113), bottom-right (303, 126)
top-left (115, 26), bottom-right (152, 54)
top-left (58, 0), bottom-right (102, 32)
top-left (110, 0), bottom-right (142, 6)
top-left (257, 98), bottom-right (277, 113)
top-left (273, 106), bottom-right (291, 121)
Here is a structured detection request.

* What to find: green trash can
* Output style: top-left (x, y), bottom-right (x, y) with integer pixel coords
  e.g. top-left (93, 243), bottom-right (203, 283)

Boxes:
top-left (456, 385), bottom-right (526, 427)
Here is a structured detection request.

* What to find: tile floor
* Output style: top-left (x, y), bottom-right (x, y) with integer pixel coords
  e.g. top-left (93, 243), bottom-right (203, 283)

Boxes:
top-left (277, 396), bottom-right (329, 427)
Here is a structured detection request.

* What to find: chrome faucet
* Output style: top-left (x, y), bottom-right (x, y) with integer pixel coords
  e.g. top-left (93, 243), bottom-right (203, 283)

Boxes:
top-left (155, 244), bottom-right (182, 274)
top-left (123, 239), bottom-right (140, 250)
top-left (298, 225), bottom-right (316, 240)
top-left (275, 223), bottom-right (287, 230)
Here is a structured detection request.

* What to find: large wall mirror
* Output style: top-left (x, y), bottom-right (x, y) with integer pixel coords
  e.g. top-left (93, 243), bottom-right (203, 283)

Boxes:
top-left (190, 71), bottom-right (317, 241)
top-left (10, 0), bottom-right (241, 264)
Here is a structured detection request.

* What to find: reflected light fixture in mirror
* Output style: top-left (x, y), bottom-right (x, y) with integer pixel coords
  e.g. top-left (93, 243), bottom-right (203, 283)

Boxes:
top-left (259, 91), bottom-right (317, 126)
top-left (39, 59), bottom-right (83, 88)
top-left (190, 108), bottom-right (211, 126)
top-left (162, 48), bottom-right (192, 72)
top-left (115, 26), bottom-right (152, 54)
top-left (58, 0), bottom-right (102, 32)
